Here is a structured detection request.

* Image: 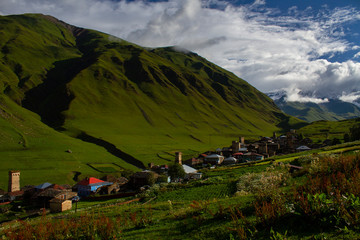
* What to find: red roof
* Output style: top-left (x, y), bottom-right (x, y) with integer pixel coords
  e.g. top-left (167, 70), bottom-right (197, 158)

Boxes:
top-left (50, 184), bottom-right (66, 190)
top-left (233, 153), bottom-right (244, 156)
top-left (77, 177), bottom-right (105, 186)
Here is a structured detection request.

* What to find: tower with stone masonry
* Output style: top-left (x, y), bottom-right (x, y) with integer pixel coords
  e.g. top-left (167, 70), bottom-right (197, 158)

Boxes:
top-left (175, 152), bottom-right (182, 165)
top-left (8, 170), bottom-right (20, 192)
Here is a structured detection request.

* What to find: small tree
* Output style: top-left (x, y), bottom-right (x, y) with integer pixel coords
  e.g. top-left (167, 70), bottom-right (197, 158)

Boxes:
top-left (145, 172), bottom-right (157, 186)
top-left (157, 174), bottom-right (169, 183)
top-left (168, 163), bottom-right (185, 181)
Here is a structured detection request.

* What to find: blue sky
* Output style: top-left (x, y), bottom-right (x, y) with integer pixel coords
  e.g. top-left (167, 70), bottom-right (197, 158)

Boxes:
top-left (1, 0), bottom-right (360, 104)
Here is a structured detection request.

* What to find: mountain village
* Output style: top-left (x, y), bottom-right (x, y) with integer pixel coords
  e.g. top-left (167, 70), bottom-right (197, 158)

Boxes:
top-left (1, 129), bottom-right (335, 217)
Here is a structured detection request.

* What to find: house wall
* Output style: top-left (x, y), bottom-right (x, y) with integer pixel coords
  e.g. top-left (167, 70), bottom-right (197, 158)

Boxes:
top-left (62, 200), bottom-right (72, 212)
top-left (50, 200), bottom-right (72, 213)
top-left (77, 185), bottom-right (91, 197)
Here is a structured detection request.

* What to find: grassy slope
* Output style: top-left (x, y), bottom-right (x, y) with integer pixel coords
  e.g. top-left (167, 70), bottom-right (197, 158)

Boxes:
top-left (0, 14), bottom-right (304, 188)
top-left (297, 118), bottom-right (360, 142)
top-left (0, 94), bottom-right (139, 190)
top-left (63, 33), bottom-right (303, 165)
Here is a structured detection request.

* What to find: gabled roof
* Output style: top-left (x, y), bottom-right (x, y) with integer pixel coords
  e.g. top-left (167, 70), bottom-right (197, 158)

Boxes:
top-left (35, 182), bottom-right (52, 190)
top-left (224, 157), bottom-right (237, 161)
top-left (37, 188), bottom-right (62, 198)
top-left (296, 145), bottom-right (311, 150)
top-left (182, 164), bottom-right (197, 174)
top-left (205, 154), bottom-right (223, 159)
top-left (77, 177), bottom-right (105, 186)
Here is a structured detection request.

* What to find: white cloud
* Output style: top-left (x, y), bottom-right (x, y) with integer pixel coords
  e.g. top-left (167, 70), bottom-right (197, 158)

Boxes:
top-left (285, 87), bottom-right (329, 104)
top-left (339, 91), bottom-right (360, 107)
top-left (0, 0), bottom-right (360, 100)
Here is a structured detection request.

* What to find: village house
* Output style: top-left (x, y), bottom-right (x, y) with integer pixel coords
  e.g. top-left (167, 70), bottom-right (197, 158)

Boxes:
top-left (31, 184), bottom-right (78, 207)
top-left (242, 152), bottom-right (264, 161)
top-left (49, 198), bottom-right (72, 213)
top-left (296, 145), bottom-right (311, 152)
top-left (35, 182), bottom-right (52, 191)
top-left (182, 164), bottom-right (202, 180)
top-left (99, 176), bottom-right (129, 194)
top-left (75, 177), bottom-right (113, 197)
top-left (232, 152), bottom-right (244, 161)
top-left (148, 163), bottom-right (169, 174)
top-left (204, 154), bottom-right (224, 165)
top-left (183, 157), bottom-right (203, 166)
top-left (223, 156), bottom-right (237, 165)
top-left (198, 153), bottom-right (208, 160)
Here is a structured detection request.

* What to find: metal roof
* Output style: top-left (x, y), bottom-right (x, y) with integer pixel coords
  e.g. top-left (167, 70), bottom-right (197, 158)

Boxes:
top-left (296, 145), bottom-right (311, 150)
top-left (205, 154), bottom-right (223, 159)
top-left (35, 182), bottom-right (52, 189)
top-left (182, 164), bottom-right (197, 174)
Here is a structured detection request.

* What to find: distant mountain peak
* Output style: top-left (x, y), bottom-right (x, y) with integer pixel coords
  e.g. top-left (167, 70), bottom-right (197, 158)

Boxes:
top-left (266, 90), bottom-right (360, 122)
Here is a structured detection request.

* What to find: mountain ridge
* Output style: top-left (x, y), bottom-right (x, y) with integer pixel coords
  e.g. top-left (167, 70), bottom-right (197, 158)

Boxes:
top-left (267, 90), bottom-right (360, 122)
top-left (0, 13), bottom-right (304, 188)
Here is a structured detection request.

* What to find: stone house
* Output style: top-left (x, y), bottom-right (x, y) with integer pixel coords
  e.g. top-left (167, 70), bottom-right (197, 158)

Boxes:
top-left (75, 177), bottom-right (113, 197)
top-left (204, 154), bottom-right (224, 165)
top-left (223, 156), bottom-right (237, 165)
top-left (131, 171), bottom-right (159, 188)
top-left (242, 152), bottom-right (264, 161)
top-left (182, 164), bottom-right (202, 180)
top-left (49, 198), bottom-right (72, 213)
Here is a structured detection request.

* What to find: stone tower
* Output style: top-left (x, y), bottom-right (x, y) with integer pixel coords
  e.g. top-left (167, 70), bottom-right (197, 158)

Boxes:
top-left (175, 152), bottom-right (182, 165)
top-left (239, 137), bottom-right (245, 146)
top-left (8, 170), bottom-right (20, 192)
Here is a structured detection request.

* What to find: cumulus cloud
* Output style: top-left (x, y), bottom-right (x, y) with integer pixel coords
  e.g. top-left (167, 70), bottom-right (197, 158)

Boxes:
top-left (285, 87), bottom-right (329, 104)
top-left (339, 91), bottom-right (360, 107)
top-left (0, 0), bottom-right (360, 104)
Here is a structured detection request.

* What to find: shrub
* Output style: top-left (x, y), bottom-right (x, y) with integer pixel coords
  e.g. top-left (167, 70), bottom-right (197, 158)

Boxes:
top-left (168, 163), bottom-right (186, 180)
top-left (236, 163), bottom-right (290, 201)
top-left (3, 213), bottom-right (122, 240)
top-left (293, 154), bottom-right (360, 228)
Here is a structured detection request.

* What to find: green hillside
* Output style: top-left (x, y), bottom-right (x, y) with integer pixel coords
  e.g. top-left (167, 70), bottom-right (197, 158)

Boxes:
top-left (0, 14), bottom-right (303, 188)
top-left (297, 117), bottom-right (360, 142)
top-left (274, 98), bottom-right (360, 122)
